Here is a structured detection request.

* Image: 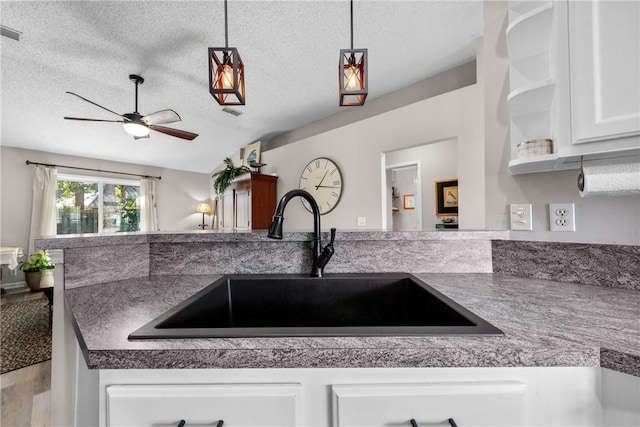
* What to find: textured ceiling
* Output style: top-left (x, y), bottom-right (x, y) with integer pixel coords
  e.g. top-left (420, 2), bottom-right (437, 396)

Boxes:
top-left (1, 1), bottom-right (482, 174)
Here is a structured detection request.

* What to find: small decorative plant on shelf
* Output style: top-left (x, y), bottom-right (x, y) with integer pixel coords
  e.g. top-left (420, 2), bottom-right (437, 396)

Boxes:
top-left (19, 249), bottom-right (55, 290)
top-left (212, 157), bottom-right (250, 195)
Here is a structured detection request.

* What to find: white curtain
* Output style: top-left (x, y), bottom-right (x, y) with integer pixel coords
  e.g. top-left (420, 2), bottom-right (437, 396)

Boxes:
top-left (139, 178), bottom-right (158, 231)
top-left (28, 165), bottom-right (58, 254)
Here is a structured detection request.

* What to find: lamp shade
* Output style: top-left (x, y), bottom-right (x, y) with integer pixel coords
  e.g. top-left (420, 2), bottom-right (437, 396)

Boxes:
top-left (196, 203), bottom-right (212, 214)
top-left (339, 49), bottom-right (368, 106)
top-left (209, 47), bottom-right (245, 105)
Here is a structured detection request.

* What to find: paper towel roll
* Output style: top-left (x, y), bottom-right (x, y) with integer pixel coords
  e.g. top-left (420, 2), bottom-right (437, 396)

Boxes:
top-left (578, 162), bottom-right (640, 197)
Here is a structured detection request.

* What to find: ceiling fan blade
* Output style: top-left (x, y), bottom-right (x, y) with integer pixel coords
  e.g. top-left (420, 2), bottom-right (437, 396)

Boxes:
top-left (149, 125), bottom-right (198, 141)
top-left (141, 109), bottom-right (181, 126)
top-left (64, 116), bottom-right (125, 123)
top-left (66, 92), bottom-right (127, 120)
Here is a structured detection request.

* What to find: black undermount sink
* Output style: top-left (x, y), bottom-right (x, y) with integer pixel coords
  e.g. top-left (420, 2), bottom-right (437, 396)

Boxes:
top-left (128, 273), bottom-right (503, 339)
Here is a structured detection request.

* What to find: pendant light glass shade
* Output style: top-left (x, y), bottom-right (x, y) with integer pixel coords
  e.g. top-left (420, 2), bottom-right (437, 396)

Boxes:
top-left (209, 47), bottom-right (245, 105)
top-left (339, 48), bottom-right (367, 106)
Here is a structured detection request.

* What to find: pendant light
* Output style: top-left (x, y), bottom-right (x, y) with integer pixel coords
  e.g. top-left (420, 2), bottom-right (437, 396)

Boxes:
top-left (339, 0), bottom-right (367, 106)
top-left (209, 0), bottom-right (245, 105)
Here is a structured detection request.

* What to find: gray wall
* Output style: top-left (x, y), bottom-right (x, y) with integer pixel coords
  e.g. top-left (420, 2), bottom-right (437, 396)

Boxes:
top-left (0, 146), bottom-right (211, 283)
top-left (482, 1), bottom-right (639, 245)
top-left (259, 83), bottom-right (485, 232)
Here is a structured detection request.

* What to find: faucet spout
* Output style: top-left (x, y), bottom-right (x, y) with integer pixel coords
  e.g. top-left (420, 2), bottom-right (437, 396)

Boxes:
top-left (267, 189), bottom-right (323, 277)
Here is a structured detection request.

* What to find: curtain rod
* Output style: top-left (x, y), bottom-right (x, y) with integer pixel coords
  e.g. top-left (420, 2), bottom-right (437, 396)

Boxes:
top-left (25, 160), bottom-right (161, 180)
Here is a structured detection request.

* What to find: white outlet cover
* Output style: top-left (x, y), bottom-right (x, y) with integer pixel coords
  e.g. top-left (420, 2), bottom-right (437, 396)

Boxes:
top-left (357, 216), bottom-right (367, 226)
top-left (510, 204), bottom-right (532, 231)
top-left (549, 203), bottom-right (576, 232)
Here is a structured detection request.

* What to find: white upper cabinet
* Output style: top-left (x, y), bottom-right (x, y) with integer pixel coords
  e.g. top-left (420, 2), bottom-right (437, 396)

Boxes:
top-left (569, 0), bottom-right (640, 144)
top-left (507, 0), bottom-right (640, 174)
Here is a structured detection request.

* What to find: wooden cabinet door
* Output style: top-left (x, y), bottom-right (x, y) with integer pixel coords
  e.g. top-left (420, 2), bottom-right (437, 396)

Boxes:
top-left (106, 383), bottom-right (301, 427)
top-left (569, 0), bottom-right (640, 144)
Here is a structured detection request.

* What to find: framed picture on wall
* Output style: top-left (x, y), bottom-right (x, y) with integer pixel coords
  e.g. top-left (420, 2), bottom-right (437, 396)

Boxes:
top-left (435, 179), bottom-right (458, 216)
top-left (403, 194), bottom-right (415, 210)
top-left (242, 141), bottom-right (261, 167)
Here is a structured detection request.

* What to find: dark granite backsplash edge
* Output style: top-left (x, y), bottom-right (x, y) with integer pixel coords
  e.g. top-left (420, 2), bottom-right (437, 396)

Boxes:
top-left (492, 240), bottom-right (640, 291)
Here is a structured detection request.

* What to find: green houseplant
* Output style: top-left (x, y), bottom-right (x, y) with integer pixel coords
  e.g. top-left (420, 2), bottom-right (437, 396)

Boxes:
top-left (212, 157), bottom-right (250, 195)
top-left (19, 249), bottom-right (55, 291)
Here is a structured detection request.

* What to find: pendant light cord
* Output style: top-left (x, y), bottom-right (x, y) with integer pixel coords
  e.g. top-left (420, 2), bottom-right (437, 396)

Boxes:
top-left (350, 0), bottom-right (354, 49)
top-left (224, 0), bottom-right (229, 48)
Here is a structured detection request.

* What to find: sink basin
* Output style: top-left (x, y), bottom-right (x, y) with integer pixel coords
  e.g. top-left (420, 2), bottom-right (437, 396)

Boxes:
top-left (128, 273), bottom-right (503, 339)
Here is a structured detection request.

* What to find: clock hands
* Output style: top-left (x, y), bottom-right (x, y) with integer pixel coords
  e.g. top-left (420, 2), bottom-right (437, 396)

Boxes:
top-left (315, 185), bottom-right (340, 189)
top-left (315, 170), bottom-right (329, 190)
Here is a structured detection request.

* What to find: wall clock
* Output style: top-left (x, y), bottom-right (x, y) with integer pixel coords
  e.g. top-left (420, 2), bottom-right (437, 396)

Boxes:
top-left (299, 157), bottom-right (343, 215)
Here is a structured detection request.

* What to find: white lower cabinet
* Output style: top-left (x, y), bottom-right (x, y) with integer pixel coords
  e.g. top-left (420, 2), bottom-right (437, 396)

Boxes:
top-left (332, 381), bottom-right (526, 427)
top-left (86, 367), bottom-right (611, 427)
top-left (105, 383), bottom-right (301, 427)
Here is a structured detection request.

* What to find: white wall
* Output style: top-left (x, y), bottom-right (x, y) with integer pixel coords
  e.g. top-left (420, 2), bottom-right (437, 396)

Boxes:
top-left (260, 84), bottom-right (485, 232)
top-left (482, 1), bottom-right (640, 245)
top-left (0, 146), bottom-right (211, 283)
top-left (385, 139), bottom-right (458, 230)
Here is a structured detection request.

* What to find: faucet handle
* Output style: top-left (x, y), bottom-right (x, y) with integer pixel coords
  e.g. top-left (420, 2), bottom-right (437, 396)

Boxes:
top-left (329, 227), bottom-right (336, 245)
top-left (318, 228), bottom-right (336, 273)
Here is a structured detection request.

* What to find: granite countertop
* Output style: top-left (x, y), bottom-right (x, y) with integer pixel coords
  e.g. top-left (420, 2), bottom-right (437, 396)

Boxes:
top-left (36, 229), bottom-right (509, 249)
top-left (64, 273), bottom-right (640, 376)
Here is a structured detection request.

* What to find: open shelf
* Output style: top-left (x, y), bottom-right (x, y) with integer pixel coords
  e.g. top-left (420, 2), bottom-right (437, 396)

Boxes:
top-left (507, 3), bottom-right (553, 63)
top-left (508, 152), bottom-right (560, 174)
top-left (507, 79), bottom-right (555, 119)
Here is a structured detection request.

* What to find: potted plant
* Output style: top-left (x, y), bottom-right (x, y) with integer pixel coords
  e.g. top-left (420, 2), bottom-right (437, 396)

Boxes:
top-left (19, 249), bottom-right (55, 291)
top-left (212, 157), bottom-right (250, 195)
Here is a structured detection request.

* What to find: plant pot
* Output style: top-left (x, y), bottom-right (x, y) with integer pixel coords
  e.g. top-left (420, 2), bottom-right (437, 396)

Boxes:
top-left (24, 271), bottom-right (42, 291)
top-left (40, 268), bottom-right (55, 287)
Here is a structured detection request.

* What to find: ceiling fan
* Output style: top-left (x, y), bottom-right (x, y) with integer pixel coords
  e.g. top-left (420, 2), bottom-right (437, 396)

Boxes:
top-left (64, 74), bottom-right (198, 141)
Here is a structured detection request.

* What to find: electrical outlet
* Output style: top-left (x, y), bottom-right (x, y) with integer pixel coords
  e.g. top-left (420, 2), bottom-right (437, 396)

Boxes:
top-left (510, 204), bottom-right (532, 231)
top-left (357, 216), bottom-right (367, 226)
top-left (549, 203), bottom-right (575, 232)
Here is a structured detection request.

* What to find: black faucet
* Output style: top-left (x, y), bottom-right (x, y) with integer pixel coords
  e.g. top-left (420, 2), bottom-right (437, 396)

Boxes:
top-left (267, 189), bottom-right (336, 277)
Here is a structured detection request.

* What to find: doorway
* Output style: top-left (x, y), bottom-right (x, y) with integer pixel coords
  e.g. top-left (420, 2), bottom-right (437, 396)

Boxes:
top-left (381, 138), bottom-right (458, 230)
top-left (385, 161), bottom-right (422, 230)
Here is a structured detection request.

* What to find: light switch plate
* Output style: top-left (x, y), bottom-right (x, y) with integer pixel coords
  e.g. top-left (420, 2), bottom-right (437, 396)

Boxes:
top-left (510, 204), bottom-right (533, 231)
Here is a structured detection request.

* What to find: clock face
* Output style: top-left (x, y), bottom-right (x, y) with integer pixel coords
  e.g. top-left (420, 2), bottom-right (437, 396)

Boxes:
top-left (299, 157), bottom-right (343, 215)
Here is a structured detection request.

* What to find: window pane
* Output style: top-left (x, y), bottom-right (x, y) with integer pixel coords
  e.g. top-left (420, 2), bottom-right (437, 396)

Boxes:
top-left (103, 184), bottom-right (140, 233)
top-left (56, 180), bottom-right (99, 234)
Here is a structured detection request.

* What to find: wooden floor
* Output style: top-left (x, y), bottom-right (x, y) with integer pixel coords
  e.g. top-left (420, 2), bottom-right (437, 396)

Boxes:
top-left (1, 361), bottom-right (51, 427)
top-left (1, 285), bottom-right (52, 427)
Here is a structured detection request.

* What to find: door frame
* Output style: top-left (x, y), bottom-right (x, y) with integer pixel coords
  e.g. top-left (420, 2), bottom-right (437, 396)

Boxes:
top-left (381, 157), bottom-right (422, 230)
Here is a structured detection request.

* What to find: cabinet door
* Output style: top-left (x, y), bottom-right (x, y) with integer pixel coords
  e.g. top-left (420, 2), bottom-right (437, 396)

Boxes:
top-left (234, 187), bottom-right (251, 230)
top-left (332, 381), bottom-right (526, 427)
top-left (106, 383), bottom-right (301, 427)
top-left (222, 190), bottom-right (234, 230)
top-left (569, 0), bottom-right (640, 144)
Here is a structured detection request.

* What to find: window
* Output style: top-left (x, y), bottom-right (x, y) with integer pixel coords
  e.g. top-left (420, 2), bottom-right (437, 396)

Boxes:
top-left (56, 174), bottom-right (141, 234)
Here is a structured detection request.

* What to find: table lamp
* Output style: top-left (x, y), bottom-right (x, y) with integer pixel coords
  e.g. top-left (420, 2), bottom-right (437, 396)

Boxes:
top-left (196, 203), bottom-right (212, 229)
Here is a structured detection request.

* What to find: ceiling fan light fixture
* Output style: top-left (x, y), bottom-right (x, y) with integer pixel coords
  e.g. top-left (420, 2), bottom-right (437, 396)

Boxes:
top-left (208, 0), bottom-right (245, 106)
top-left (339, 0), bottom-right (368, 106)
top-left (123, 115), bottom-right (150, 138)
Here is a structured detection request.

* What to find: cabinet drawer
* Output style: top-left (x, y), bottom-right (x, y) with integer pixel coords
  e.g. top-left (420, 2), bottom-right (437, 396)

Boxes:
top-left (106, 383), bottom-right (301, 427)
top-left (332, 381), bottom-right (526, 427)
